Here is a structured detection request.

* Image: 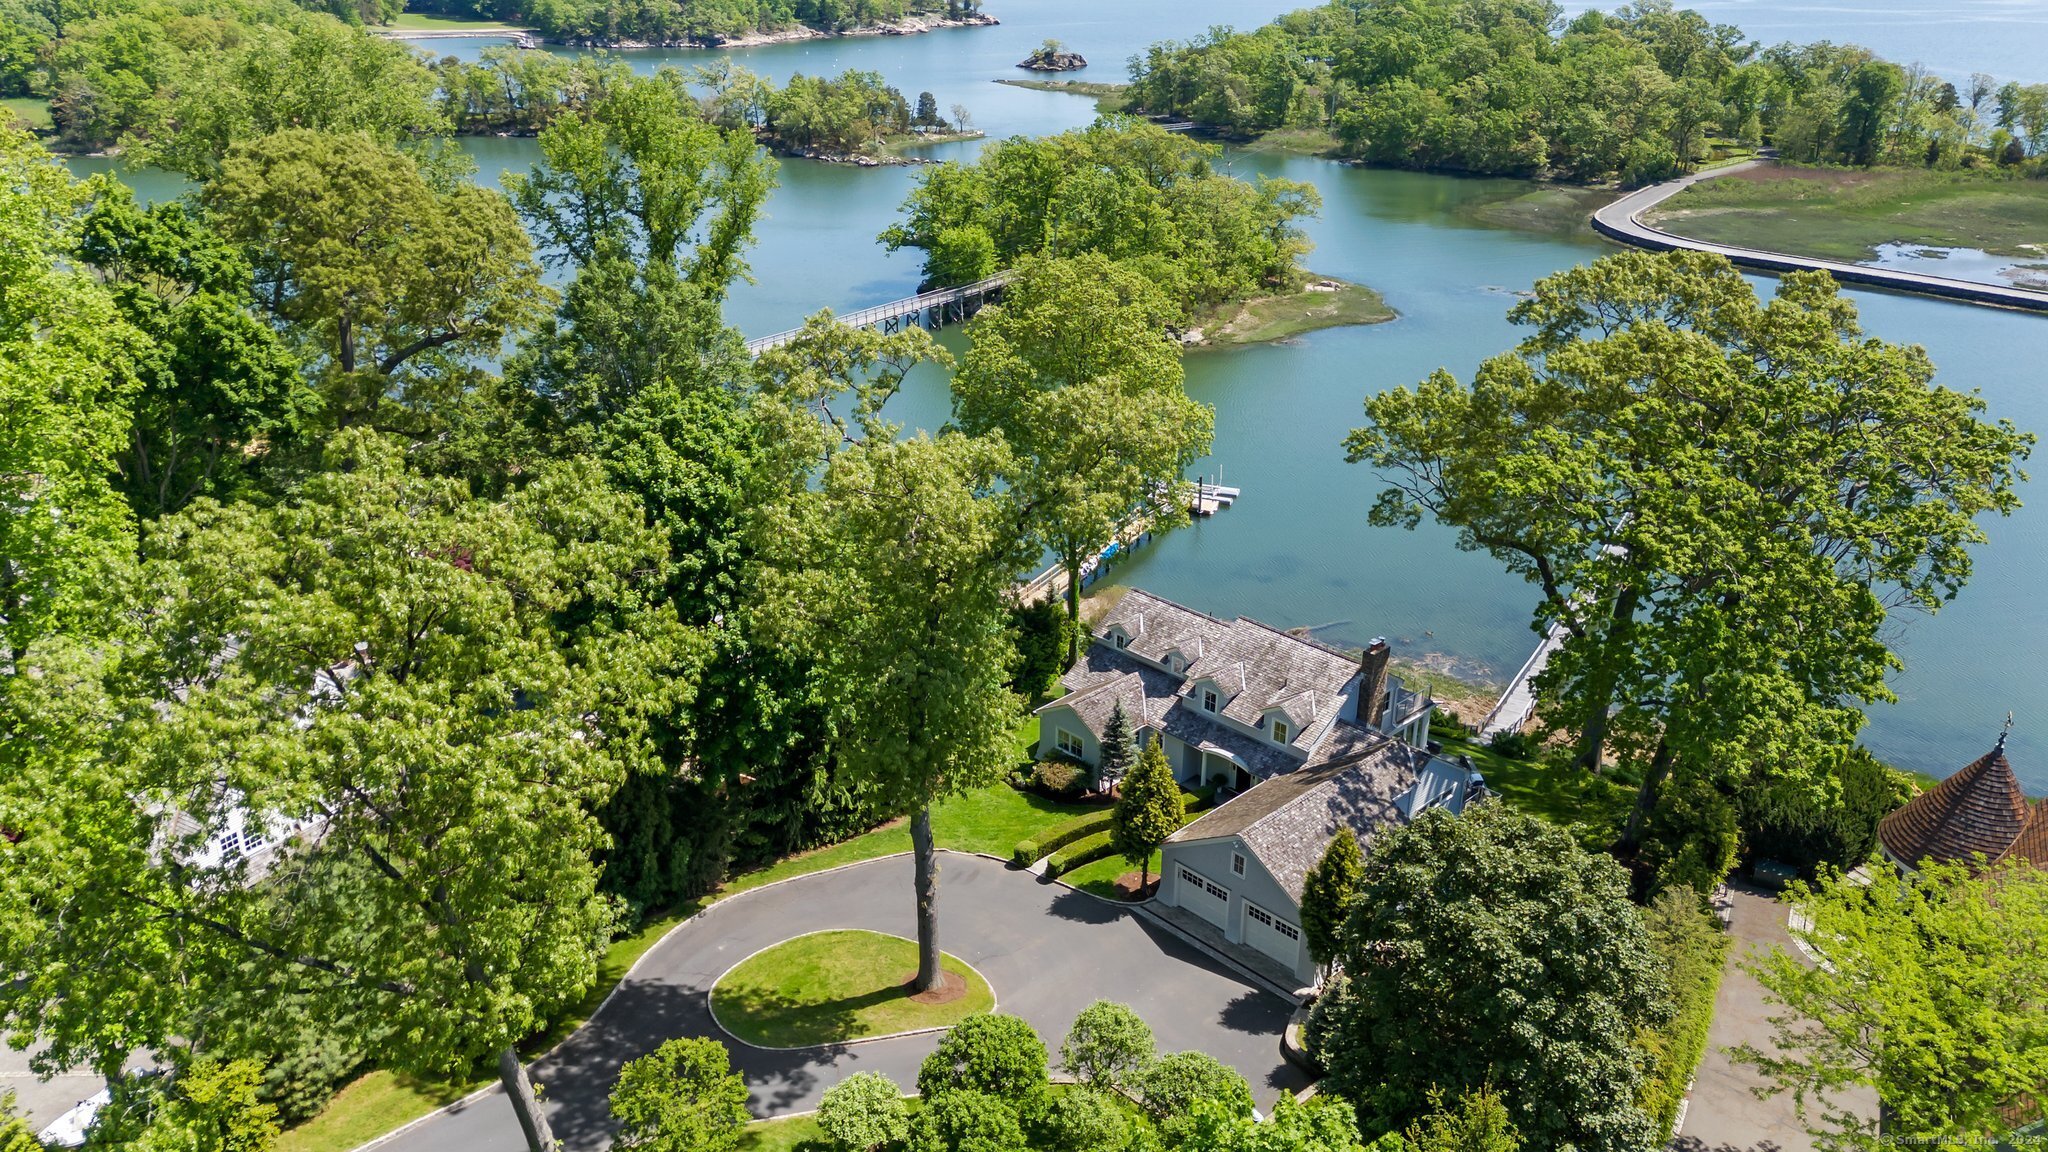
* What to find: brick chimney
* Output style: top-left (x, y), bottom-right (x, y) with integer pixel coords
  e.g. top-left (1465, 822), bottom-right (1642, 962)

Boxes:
top-left (1357, 638), bottom-right (1391, 727)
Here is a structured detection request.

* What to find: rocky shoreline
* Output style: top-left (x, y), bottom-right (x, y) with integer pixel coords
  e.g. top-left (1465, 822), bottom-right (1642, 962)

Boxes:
top-left (539, 11), bottom-right (997, 50)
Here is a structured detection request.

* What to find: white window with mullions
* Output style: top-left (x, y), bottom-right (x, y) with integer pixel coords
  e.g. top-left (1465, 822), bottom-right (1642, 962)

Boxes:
top-left (1056, 728), bottom-right (1085, 758)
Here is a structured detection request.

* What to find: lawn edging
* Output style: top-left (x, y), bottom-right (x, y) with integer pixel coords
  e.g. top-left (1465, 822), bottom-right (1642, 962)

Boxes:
top-left (338, 849), bottom-right (927, 1152)
top-left (705, 928), bottom-right (998, 1052)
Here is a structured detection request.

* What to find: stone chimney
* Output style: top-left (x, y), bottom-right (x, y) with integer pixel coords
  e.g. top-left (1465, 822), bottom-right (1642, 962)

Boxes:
top-left (1357, 638), bottom-right (1391, 727)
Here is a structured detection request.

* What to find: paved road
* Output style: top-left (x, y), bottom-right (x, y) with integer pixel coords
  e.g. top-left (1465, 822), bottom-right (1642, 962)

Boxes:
top-left (0, 1042), bottom-right (152, 1135)
top-left (1592, 162), bottom-right (2048, 314)
top-left (376, 853), bottom-right (1307, 1152)
top-left (1674, 884), bottom-right (1874, 1152)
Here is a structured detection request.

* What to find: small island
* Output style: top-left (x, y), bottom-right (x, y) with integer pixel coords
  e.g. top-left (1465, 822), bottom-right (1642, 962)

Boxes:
top-left (698, 67), bottom-right (984, 166)
top-left (1187, 275), bottom-right (1396, 346)
top-left (1018, 38), bottom-right (1087, 72)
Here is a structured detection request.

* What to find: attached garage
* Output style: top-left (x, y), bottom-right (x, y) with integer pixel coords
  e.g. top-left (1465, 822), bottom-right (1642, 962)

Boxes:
top-left (1176, 865), bottom-right (1230, 929)
top-left (1242, 900), bottom-right (1302, 970)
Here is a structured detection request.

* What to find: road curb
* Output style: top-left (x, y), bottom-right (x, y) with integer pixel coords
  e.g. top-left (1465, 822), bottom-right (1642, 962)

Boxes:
top-left (340, 848), bottom-right (926, 1152)
top-left (703, 927), bottom-right (1000, 1052)
top-left (1590, 160), bottom-right (2048, 314)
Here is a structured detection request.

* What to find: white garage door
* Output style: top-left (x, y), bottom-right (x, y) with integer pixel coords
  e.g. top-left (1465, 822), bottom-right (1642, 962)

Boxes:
top-left (1177, 865), bottom-right (1230, 929)
top-left (1243, 900), bottom-right (1302, 969)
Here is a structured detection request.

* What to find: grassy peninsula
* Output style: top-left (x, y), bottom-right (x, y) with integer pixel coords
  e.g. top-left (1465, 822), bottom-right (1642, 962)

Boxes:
top-left (994, 78), bottom-right (1131, 114)
top-left (1193, 276), bottom-right (1395, 346)
top-left (1645, 165), bottom-right (2048, 265)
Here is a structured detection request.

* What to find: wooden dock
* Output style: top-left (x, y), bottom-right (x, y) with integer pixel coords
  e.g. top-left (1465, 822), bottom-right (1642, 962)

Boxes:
top-left (1479, 617), bottom-right (1569, 739)
top-left (1015, 481), bottom-right (1241, 607)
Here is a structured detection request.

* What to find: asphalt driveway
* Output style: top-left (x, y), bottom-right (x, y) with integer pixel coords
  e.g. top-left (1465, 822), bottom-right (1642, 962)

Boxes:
top-left (376, 852), bottom-right (1307, 1152)
top-left (1674, 884), bottom-right (1874, 1152)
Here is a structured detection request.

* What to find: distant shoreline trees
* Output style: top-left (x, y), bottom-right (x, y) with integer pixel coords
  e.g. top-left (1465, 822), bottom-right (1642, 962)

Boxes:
top-left (1125, 0), bottom-right (2048, 182)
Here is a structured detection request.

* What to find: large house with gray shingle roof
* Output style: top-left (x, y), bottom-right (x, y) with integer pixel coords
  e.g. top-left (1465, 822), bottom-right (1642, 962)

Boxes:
top-left (1036, 589), bottom-right (1435, 793)
top-left (1036, 589), bottom-right (1477, 989)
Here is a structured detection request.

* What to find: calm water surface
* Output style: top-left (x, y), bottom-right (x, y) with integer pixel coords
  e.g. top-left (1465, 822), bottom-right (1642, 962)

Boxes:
top-left (70, 0), bottom-right (2048, 788)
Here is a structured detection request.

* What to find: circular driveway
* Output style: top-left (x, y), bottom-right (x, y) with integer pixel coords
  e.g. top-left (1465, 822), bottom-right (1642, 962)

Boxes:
top-left (381, 852), bottom-right (1307, 1152)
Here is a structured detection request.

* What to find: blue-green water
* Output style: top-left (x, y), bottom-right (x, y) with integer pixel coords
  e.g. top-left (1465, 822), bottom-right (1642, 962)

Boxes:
top-left (68, 0), bottom-right (2048, 790)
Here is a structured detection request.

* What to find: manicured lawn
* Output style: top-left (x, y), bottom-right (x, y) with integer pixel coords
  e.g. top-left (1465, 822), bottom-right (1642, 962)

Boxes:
top-left (274, 1072), bottom-right (476, 1152)
top-left (1435, 735), bottom-right (1633, 847)
top-left (282, 721), bottom-right (1076, 1151)
top-left (2, 97), bottom-right (52, 131)
top-left (381, 11), bottom-right (526, 31)
top-left (1647, 165), bottom-right (2048, 262)
top-left (711, 930), bottom-right (994, 1048)
top-left (1060, 849), bottom-right (1159, 899)
top-left (738, 1111), bottom-right (830, 1151)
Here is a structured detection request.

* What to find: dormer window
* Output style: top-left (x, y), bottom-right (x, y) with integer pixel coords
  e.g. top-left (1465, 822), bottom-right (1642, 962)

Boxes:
top-left (1166, 654), bottom-right (1184, 674)
top-left (1202, 689), bottom-right (1218, 713)
top-left (1271, 719), bottom-right (1290, 744)
top-left (1114, 632), bottom-right (1130, 649)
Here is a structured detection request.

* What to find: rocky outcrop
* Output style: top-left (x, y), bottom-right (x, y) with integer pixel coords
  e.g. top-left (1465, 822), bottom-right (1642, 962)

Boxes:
top-left (1018, 47), bottom-right (1087, 71)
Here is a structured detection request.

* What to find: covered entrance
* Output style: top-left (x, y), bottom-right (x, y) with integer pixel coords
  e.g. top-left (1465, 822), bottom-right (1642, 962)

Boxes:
top-left (1176, 864), bottom-right (1230, 929)
top-left (1197, 747), bottom-right (1254, 795)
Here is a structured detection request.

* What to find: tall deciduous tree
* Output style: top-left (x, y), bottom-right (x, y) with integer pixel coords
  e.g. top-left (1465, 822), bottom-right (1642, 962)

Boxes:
top-left (507, 70), bottom-right (775, 293)
top-left (1318, 804), bottom-right (1669, 1150)
top-left (0, 432), bottom-right (684, 1152)
top-left (1346, 251), bottom-right (2030, 872)
top-left (205, 129), bottom-right (549, 428)
top-left (953, 253), bottom-right (1213, 658)
top-left (1299, 829), bottom-right (1364, 978)
top-left (0, 128), bottom-right (141, 660)
top-left (1736, 860), bottom-right (2048, 1149)
top-left (1111, 742), bottom-right (1181, 892)
top-left (1058, 1001), bottom-right (1155, 1091)
top-left (759, 434), bottom-right (1026, 992)
top-left (77, 181), bottom-right (308, 518)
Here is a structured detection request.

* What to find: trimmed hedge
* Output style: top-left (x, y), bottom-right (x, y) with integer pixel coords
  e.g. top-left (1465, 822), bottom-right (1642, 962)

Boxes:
top-left (1012, 811), bottom-right (1114, 867)
top-left (1638, 893), bottom-right (1732, 1135)
top-left (1180, 785), bottom-right (1216, 813)
top-left (1045, 830), bottom-right (1116, 878)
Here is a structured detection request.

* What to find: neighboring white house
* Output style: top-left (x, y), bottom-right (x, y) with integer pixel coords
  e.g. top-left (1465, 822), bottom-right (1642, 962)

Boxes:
top-left (1035, 589), bottom-right (1478, 989)
top-left (1034, 589), bottom-right (1434, 793)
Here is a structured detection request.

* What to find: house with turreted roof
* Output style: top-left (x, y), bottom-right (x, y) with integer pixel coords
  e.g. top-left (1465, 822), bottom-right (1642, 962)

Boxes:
top-left (1878, 730), bottom-right (2047, 872)
top-left (1036, 589), bottom-right (1478, 989)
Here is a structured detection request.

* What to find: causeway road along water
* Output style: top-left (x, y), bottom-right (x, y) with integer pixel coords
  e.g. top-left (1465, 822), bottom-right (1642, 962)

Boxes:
top-left (360, 852), bottom-right (1306, 1152)
top-left (1591, 160), bottom-right (2048, 315)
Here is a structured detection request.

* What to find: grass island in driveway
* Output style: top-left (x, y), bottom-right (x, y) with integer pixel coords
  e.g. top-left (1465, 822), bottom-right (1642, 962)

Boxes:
top-left (710, 929), bottom-right (995, 1049)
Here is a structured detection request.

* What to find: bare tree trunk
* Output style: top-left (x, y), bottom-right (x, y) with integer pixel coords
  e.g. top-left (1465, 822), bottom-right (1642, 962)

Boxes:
top-left (1064, 558), bottom-right (1083, 665)
top-left (498, 1046), bottom-right (557, 1152)
top-left (1619, 736), bottom-right (1673, 853)
top-left (1575, 587), bottom-right (1640, 775)
top-left (911, 805), bottom-right (941, 993)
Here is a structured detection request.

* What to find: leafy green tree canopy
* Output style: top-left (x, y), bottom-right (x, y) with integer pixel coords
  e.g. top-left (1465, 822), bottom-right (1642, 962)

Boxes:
top-left (916, 1013), bottom-right (1050, 1100)
top-left (1318, 804), bottom-right (1670, 1151)
top-left (1737, 859), bottom-right (2048, 1149)
top-left (1298, 828), bottom-right (1363, 974)
top-left (608, 1037), bottom-right (751, 1152)
top-left (1059, 1001), bottom-right (1156, 1091)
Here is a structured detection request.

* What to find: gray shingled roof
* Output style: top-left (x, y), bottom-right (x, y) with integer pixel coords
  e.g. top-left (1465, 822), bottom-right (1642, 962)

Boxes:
top-left (1170, 737), bottom-right (1425, 902)
top-left (1045, 645), bottom-right (1302, 778)
top-left (1096, 590), bottom-right (1363, 755)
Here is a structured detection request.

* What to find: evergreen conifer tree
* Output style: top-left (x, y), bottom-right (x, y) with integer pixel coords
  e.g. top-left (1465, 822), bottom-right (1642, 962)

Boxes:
top-left (1112, 742), bottom-right (1181, 891)
top-left (1098, 700), bottom-right (1136, 790)
top-left (1300, 829), bottom-right (1364, 977)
